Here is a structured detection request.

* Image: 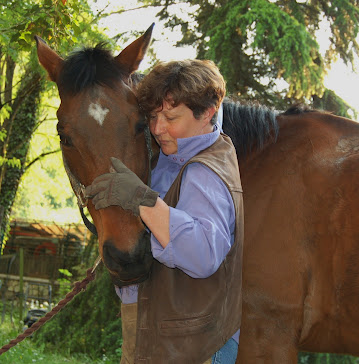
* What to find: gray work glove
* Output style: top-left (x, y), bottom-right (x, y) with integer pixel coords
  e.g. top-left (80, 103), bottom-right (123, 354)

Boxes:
top-left (85, 157), bottom-right (158, 216)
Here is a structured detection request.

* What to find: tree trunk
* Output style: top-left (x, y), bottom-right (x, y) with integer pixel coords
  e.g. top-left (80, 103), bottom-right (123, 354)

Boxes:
top-left (0, 68), bottom-right (44, 245)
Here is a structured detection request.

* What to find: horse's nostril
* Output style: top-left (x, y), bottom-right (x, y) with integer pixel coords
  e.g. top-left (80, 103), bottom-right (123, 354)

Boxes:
top-left (103, 240), bottom-right (131, 270)
top-left (102, 233), bottom-right (153, 285)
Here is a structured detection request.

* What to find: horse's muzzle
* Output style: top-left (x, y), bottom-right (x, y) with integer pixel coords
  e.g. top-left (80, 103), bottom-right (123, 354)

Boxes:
top-left (102, 230), bottom-right (153, 287)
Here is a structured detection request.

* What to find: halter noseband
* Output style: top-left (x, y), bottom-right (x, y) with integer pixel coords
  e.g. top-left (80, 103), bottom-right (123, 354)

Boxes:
top-left (63, 124), bottom-right (153, 237)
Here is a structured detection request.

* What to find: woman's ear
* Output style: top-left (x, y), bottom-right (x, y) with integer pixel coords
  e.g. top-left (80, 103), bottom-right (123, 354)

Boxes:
top-left (202, 106), bottom-right (216, 125)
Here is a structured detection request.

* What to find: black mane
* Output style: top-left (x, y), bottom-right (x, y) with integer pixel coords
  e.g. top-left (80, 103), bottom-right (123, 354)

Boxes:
top-left (58, 44), bottom-right (132, 94)
top-left (222, 100), bottom-right (279, 158)
top-left (222, 100), bottom-right (322, 157)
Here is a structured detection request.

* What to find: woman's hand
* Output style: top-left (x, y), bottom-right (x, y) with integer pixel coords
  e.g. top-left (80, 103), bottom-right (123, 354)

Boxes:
top-left (85, 157), bottom-right (158, 216)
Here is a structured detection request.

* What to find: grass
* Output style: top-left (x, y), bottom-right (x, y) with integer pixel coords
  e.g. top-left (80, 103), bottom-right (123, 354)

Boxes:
top-left (0, 315), bottom-right (113, 364)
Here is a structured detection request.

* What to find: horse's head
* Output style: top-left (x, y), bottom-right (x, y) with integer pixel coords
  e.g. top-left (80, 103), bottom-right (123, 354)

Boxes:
top-left (35, 25), bottom-right (157, 286)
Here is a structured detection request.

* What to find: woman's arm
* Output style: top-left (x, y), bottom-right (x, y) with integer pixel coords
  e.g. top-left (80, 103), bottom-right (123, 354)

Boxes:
top-left (139, 198), bottom-right (170, 247)
top-left (148, 163), bottom-right (235, 278)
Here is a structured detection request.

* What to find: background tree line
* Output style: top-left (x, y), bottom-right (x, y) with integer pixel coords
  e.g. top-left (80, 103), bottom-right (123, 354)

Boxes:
top-left (0, 0), bottom-right (358, 362)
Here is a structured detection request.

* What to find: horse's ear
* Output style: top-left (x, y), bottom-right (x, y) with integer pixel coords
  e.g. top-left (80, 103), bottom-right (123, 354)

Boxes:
top-left (115, 23), bottom-right (154, 74)
top-left (35, 36), bottom-right (64, 82)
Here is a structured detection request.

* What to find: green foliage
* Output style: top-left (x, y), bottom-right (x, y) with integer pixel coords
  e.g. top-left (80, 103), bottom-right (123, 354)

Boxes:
top-left (298, 352), bottom-right (359, 363)
top-left (0, 306), bottom-right (108, 363)
top-left (0, 105), bottom-right (11, 126)
top-left (34, 265), bottom-right (123, 361)
top-left (149, 0), bottom-right (359, 109)
top-left (57, 268), bottom-right (73, 298)
top-left (204, 0), bottom-right (324, 99)
top-left (0, 0), bottom-right (95, 54)
top-left (0, 156), bottom-right (21, 168)
top-left (313, 89), bottom-right (358, 119)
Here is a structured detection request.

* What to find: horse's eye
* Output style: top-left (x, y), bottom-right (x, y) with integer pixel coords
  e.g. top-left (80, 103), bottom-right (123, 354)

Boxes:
top-left (58, 133), bottom-right (73, 147)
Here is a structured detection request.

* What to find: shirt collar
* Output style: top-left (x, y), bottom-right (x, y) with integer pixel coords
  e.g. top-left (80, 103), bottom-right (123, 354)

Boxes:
top-left (161, 124), bottom-right (220, 166)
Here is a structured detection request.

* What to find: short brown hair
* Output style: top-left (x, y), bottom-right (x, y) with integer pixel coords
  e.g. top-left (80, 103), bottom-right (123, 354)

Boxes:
top-left (136, 59), bottom-right (226, 124)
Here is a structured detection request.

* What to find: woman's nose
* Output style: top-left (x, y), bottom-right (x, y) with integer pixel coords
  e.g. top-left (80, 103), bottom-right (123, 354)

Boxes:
top-left (152, 114), bottom-right (166, 135)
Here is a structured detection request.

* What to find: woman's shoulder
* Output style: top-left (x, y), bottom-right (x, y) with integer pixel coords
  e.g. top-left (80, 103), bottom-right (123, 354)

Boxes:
top-left (184, 160), bottom-right (216, 177)
top-left (179, 162), bottom-right (234, 212)
top-left (182, 162), bottom-right (229, 193)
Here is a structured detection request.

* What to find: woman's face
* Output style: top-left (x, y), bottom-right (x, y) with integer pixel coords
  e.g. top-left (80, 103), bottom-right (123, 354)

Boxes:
top-left (149, 100), bottom-right (214, 155)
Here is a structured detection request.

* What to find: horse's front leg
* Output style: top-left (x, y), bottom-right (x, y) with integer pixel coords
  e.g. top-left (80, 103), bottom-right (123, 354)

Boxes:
top-left (236, 306), bottom-right (300, 364)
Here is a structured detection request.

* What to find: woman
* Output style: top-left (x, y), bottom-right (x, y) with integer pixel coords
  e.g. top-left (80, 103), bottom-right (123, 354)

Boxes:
top-left (86, 59), bottom-right (244, 364)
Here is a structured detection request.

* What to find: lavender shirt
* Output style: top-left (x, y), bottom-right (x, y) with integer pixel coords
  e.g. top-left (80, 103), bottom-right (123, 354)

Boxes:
top-left (116, 118), bottom-right (240, 342)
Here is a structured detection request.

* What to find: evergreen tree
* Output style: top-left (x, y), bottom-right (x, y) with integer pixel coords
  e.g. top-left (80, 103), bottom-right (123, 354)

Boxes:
top-left (142, 0), bottom-right (358, 113)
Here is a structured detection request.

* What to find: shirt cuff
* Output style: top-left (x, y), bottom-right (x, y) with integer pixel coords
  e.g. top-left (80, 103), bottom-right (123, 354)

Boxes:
top-left (151, 232), bottom-right (175, 268)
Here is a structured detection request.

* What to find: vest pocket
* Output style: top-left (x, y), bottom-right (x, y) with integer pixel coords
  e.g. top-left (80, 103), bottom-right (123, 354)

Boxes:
top-left (159, 313), bottom-right (213, 336)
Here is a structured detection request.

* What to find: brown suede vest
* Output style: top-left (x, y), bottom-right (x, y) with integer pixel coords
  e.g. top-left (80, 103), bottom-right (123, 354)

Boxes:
top-left (135, 134), bottom-right (244, 363)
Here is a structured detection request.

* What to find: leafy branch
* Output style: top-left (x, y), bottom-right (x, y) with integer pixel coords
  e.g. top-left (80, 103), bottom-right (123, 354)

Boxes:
top-left (25, 149), bottom-right (61, 171)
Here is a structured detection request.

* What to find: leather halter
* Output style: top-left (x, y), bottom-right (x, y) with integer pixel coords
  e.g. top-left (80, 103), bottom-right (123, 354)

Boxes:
top-left (63, 124), bottom-right (153, 236)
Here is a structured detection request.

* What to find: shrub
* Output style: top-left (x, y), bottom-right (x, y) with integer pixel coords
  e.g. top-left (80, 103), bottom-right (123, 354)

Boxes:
top-left (34, 264), bottom-right (122, 361)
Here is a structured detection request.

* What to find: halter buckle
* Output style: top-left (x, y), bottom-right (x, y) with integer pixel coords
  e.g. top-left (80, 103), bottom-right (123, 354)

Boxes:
top-left (77, 183), bottom-right (88, 208)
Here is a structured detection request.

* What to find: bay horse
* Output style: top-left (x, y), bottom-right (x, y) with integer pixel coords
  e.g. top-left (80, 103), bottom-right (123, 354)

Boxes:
top-left (35, 25), bottom-right (359, 363)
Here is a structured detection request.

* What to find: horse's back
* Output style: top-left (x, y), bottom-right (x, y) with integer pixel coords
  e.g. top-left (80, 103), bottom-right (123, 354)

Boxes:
top-left (239, 111), bottom-right (359, 361)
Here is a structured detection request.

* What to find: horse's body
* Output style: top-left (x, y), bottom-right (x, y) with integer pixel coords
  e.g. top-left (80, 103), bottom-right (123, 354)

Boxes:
top-left (231, 106), bottom-right (359, 361)
top-left (35, 26), bottom-right (359, 363)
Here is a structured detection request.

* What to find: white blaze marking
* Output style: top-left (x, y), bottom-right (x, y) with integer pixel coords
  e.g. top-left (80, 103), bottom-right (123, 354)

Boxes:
top-left (88, 102), bottom-right (109, 126)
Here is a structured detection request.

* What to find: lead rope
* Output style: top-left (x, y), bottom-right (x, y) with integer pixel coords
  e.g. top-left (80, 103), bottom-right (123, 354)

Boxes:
top-left (0, 256), bottom-right (102, 356)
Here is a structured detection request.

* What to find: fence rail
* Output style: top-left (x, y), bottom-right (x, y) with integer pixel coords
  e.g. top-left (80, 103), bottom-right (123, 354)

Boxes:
top-left (0, 253), bottom-right (78, 280)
